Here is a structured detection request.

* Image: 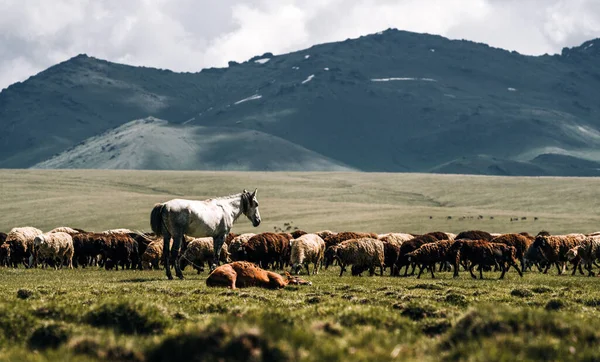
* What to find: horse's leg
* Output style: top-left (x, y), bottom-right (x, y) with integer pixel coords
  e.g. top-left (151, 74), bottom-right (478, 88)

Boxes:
top-left (172, 234), bottom-right (184, 280)
top-left (163, 234), bottom-right (173, 280)
top-left (211, 235), bottom-right (226, 271)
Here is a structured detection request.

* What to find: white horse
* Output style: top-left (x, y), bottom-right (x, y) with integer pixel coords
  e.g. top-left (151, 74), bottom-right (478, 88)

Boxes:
top-left (150, 189), bottom-right (261, 280)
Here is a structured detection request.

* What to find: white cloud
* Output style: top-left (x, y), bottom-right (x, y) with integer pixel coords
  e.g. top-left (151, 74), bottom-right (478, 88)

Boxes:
top-left (0, 0), bottom-right (599, 90)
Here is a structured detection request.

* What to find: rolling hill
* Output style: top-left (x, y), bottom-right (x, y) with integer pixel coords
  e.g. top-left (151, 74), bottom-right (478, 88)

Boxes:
top-left (1, 29), bottom-right (600, 175)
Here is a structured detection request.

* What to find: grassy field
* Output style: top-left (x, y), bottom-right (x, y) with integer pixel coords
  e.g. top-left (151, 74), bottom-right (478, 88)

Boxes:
top-left (2, 170), bottom-right (600, 361)
top-left (1, 169), bottom-right (600, 234)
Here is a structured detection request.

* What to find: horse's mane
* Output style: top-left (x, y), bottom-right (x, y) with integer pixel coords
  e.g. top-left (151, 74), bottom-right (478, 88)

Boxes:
top-left (206, 192), bottom-right (244, 202)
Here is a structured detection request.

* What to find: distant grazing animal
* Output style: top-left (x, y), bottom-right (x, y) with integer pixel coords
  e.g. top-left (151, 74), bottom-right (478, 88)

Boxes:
top-left (150, 189), bottom-right (261, 280)
top-left (206, 261), bottom-right (312, 289)
top-left (33, 232), bottom-right (74, 269)
top-left (289, 234), bottom-right (325, 275)
top-left (330, 238), bottom-right (384, 277)
top-left (5, 227), bottom-right (43, 268)
top-left (179, 237), bottom-right (230, 274)
top-left (455, 230), bottom-right (494, 241)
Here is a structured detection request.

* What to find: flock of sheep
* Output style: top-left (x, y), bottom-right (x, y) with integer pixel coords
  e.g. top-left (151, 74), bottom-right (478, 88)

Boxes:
top-left (2, 225), bottom-right (600, 280)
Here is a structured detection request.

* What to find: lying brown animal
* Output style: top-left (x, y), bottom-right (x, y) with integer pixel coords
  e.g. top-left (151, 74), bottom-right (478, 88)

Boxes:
top-left (206, 261), bottom-right (312, 289)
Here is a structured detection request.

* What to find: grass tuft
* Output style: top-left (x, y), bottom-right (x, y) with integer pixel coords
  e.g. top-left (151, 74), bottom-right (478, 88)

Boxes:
top-left (27, 323), bottom-right (70, 350)
top-left (85, 300), bottom-right (170, 335)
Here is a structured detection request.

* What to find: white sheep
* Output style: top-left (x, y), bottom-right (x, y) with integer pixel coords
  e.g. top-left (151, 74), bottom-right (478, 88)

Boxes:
top-left (290, 234), bottom-right (325, 275)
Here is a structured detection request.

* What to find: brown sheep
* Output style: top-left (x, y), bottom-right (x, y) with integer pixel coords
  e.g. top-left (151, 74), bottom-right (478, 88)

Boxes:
top-left (179, 237), bottom-right (230, 274)
top-left (381, 239), bottom-right (402, 276)
top-left (450, 240), bottom-right (522, 279)
top-left (378, 233), bottom-right (414, 243)
top-left (331, 238), bottom-right (384, 277)
top-left (490, 233), bottom-right (533, 271)
top-left (290, 234), bottom-right (325, 275)
top-left (91, 233), bottom-right (139, 270)
top-left (396, 234), bottom-right (439, 276)
top-left (532, 234), bottom-right (585, 274)
top-left (405, 240), bottom-right (455, 278)
top-left (206, 261), bottom-right (312, 289)
top-left (315, 230), bottom-right (336, 240)
top-left (291, 230), bottom-right (308, 239)
top-left (424, 231), bottom-right (450, 241)
top-left (455, 230), bottom-right (494, 241)
top-left (5, 226), bottom-right (43, 268)
top-left (566, 237), bottom-right (600, 276)
top-left (0, 243), bottom-right (10, 266)
top-left (33, 232), bottom-right (74, 269)
top-left (240, 232), bottom-right (293, 269)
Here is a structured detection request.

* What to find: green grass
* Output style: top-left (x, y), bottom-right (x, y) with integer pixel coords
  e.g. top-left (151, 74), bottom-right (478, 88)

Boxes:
top-left (2, 170), bottom-right (600, 361)
top-left (2, 268), bottom-right (600, 361)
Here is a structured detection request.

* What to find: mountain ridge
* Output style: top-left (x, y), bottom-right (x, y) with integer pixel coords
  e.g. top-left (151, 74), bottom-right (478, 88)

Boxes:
top-left (1, 28), bottom-right (600, 175)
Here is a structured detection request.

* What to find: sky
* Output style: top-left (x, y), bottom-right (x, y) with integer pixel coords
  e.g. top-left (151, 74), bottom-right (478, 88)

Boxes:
top-left (0, 0), bottom-right (599, 90)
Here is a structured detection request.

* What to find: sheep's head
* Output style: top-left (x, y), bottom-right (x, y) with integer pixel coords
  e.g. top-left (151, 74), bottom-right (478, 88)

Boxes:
top-left (533, 235), bottom-right (548, 248)
top-left (324, 245), bottom-right (338, 269)
top-left (33, 235), bottom-right (46, 248)
top-left (566, 247), bottom-right (579, 261)
top-left (406, 250), bottom-right (417, 262)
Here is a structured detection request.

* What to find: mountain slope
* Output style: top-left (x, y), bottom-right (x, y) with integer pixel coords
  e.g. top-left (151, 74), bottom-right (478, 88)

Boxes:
top-left (33, 117), bottom-right (354, 171)
top-left (1, 29), bottom-right (600, 175)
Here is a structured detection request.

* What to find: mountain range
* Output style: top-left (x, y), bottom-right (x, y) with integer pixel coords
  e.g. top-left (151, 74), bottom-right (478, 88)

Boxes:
top-left (2, 28), bottom-right (600, 175)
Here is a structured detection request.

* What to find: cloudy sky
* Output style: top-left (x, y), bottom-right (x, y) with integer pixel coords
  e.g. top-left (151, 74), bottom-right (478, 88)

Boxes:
top-left (1, 0), bottom-right (599, 90)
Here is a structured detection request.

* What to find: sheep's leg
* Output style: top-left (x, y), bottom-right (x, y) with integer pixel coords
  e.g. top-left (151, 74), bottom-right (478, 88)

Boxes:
top-left (578, 263), bottom-right (585, 275)
top-left (416, 264), bottom-right (425, 279)
top-left (430, 263), bottom-right (436, 279)
top-left (468, 264), bottom-right (477, 279)
top-left (513, 262), bottom-right (523, 277)
top-left (453, 261), bottom-right (460, 278)
top-left (339, 263), bottom-right (346, 277)
top-left (380, 263), bottom-right (384, 276)
top-left (499, 263), bottom-right (507, 279)
top-left (556, 262), bottom-right (564, 275)
top-left (409, 263), bottom-right (417, 276)
top-left (479, 265), bottom-right (484, 279)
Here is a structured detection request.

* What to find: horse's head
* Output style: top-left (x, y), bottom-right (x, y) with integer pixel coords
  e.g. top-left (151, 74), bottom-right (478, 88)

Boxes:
top-left (242, 189), bottom-right (261, 227)
top-left (284, 272), bottom-right (312, 286)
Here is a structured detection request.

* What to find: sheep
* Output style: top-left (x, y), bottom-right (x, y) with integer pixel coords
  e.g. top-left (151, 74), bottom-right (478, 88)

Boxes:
top-left (450, 240), bottom-right (522, 279)
top-left (239, 232), bottom-right (293, 269)
top-left (330, 238), bottom-right (384, 277)
top-left (455, 230), bottom-right (494, 241)
top-left (396, 234), bottom-right (439, 276)
top-left (381, 239), bottom-right (402, 276)
top-left (228, 233), bottom-right (256, 261)
top-left (0, 232), bottom-right (8, 244)
top-left (93, 233), bottom-right (139, 270)
top-left (0, 243), bottom-right (10, 266)
top-left (423, 231), bottom-right (450, 241)
top-left (33, 232), bottom-right (74, 269)
top-left (289, 234), bottom-right (325, 275)
top-left (141, 240), bottom-right (171, 270)
top-left (405, 240), bottom-right (455, 278)
top-left (323, 231), bottom-right (379, 249)
top-left (315, 230), bottom-right (336, 240)
top-left (532, 234), bottom-right (585, 274)
top-left (71, 232), bottom-right (103, 268)
top-left (566, 237), bottom-right (600, 276)
top-left (179, 237), bottom-right (230, 274)
top-left (490, 233), bottom-right (534, 271)
top-left (5, 227), bottom-right (43, 268)
top-left (101, 228), bottom-right (135, 235)
top-left (291, 230), bottom-right (307, 239)
top-left (48, 227), bottom-right (84, 235)
top-left (206, 261), bottom-right (312, 289)
top-left (378, 233), bottom-right (414, 243)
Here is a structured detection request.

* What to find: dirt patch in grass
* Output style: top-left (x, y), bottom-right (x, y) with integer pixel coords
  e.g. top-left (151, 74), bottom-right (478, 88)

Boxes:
top-left (85, 301), bottom-right (170, 335)
top-left (17, 289), bottom-right (34, 300)
top-left (147, 324), bottom-right (290, 362)
top-left (28, 323), bottom-right (70, 350)
top-left (68, 336), bottom-right (144, 362)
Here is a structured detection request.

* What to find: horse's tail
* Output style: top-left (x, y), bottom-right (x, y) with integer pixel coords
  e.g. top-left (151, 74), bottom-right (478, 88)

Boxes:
top-left (150, 203), bottom-right (166, 237)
